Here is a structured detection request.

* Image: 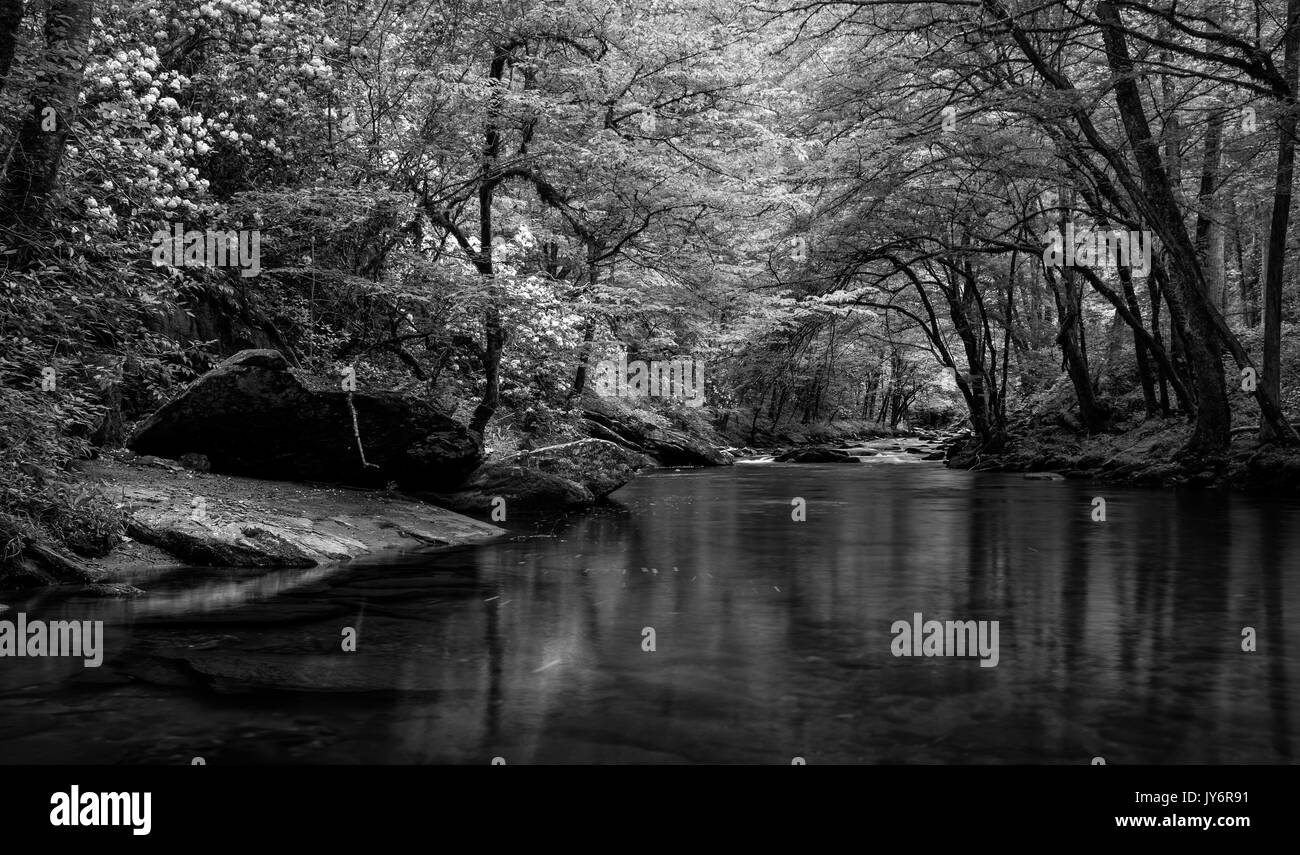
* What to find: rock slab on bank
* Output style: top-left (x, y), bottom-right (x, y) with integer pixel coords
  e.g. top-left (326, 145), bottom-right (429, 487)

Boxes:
top-left (129, 349), bottom-right (481, 491)
top-left (86, 458), bottom-right (504, 568)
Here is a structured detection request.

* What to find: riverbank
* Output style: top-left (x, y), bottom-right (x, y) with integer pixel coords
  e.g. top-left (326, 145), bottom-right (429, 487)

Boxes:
top-left (0, 452), bottom-right (505, 591)
top-left (945, 418), bottom-right (1300, 493)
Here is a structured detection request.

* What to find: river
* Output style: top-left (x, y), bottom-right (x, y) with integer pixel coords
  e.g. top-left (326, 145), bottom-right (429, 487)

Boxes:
top-left (1, 451), bottom-right (1296, 763)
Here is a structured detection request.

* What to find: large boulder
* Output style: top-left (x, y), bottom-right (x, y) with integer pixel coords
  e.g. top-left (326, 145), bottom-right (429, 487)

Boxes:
top-left (129, 349), bottom-right (481, 490)
top-left (429, 438), bottom-right (651, 514)
top-left (504, 438), bottom-right (651, 498)
top-left (429, 464), bottom-right (595, 514)
top-left (581, 393), bottom-right (732, 467)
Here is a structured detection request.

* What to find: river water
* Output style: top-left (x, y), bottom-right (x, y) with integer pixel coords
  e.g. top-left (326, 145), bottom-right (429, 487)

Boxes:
top-left (1, 451), bottom-right (1296, 764)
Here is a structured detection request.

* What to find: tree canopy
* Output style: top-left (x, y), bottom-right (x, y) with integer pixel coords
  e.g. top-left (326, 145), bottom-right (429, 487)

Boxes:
top-left (5, 0), bottom-right (1300, 482)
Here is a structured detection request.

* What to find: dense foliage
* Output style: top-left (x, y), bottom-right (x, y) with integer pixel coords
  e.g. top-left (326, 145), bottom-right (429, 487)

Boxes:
top-left (5, 0), bottom-right (1300, 563)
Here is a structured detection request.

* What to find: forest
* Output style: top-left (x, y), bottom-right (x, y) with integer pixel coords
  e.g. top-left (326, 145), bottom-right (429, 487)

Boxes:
top-left (5, 0), bottom-right (1300, 575)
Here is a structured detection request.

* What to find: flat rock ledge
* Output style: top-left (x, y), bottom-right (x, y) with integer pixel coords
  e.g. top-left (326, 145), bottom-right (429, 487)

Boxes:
top-left (85, 456), bottom-right (505, 569)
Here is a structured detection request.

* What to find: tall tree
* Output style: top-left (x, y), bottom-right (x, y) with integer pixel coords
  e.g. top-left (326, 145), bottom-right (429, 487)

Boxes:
top-left (1261, 0), bottom-right (1300, 442)
top-left (0, 0), bottom-right (92, 228)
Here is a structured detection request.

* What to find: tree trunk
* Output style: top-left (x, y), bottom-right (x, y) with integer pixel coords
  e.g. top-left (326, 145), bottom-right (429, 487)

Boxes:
top-left (1147, 275), bottom-right (1171, 414)
top-left (1117, 265), bottom-right (1159, 416)
top-left (1228, 195), bottom-right (1259, 326)
top-left (468, 47), bottom-right (511, 436)
top-left (0, 0), bottom-right (23, 97)
top-left (0, 0), bottom-right (93, 228)
top-left (1046, 263), bottom-right (1108, 433)
top-left (570, 319), bottom-right (597, 399)
top-left (1261, 0), bottom-right (1300, 442)
top-left (1098, 1), bottom-right (1231, 455)
top-left (569, 243), bottom-right (600, 399)
top-left (1195, 104), bottom-right (1226, 313)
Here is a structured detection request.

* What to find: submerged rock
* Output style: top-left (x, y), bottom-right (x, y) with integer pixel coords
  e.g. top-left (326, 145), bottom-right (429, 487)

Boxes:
top-left (129, 349), bottom-right (481, 491)
top-left (125, 650), bottom-right (447, 694)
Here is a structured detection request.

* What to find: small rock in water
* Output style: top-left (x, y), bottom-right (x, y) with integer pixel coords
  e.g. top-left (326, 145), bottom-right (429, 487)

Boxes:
top-left (775, 447), bottom-right (862, 463)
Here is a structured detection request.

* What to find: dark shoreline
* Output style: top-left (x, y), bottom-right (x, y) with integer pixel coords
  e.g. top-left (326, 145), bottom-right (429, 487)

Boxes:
top-left (942, 419), bottom-right (1300, 494)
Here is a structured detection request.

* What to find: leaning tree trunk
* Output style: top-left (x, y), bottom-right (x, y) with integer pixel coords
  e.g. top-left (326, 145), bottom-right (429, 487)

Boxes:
top-left (1098, 1), bottom-right (1232, 455)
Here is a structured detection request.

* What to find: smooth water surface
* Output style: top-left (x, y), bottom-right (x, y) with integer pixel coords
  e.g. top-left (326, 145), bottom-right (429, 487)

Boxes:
top-left (1, 456), bottom-right (1296, 764)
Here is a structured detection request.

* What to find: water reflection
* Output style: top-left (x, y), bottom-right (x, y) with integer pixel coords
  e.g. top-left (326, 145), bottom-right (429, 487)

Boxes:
top-left (0, 462), bottom-right (1296, 764)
